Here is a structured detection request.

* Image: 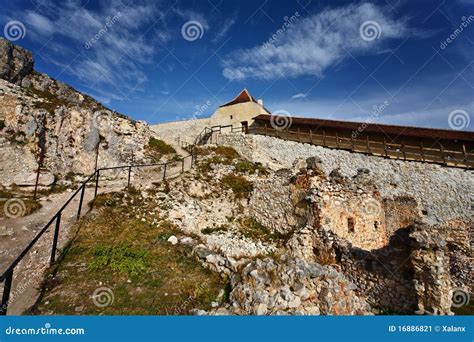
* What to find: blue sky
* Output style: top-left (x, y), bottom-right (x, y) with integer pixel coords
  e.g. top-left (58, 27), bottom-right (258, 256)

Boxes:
top-left (1, 0), bottom-right (473, 129)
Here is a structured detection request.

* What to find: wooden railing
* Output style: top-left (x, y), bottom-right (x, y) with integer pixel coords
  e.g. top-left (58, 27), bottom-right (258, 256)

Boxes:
top-left (249, 125), bottom-right (473, 169)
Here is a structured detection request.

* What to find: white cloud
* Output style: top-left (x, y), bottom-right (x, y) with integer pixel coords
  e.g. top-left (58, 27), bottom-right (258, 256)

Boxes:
top-left (212, 18), bottom-right (236, 43)
top-left (25, 11), bottom-right (55, 34)
top-left (15, 1), bottom-right (171, 101)
top-left (223, 2), bottom-right (409, 80)
top-left (291, 93), bottom-right (307, 99)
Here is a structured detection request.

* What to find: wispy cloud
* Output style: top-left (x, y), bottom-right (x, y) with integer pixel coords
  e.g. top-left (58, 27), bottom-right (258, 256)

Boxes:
top-left (291, 93), bottom-right (306, 99)
top-left (222, 2), bottom-right (410, 81)
top-left (9, 0), bottom-right (171, 102)
top-left (212, 18), bottom-right (236, 43)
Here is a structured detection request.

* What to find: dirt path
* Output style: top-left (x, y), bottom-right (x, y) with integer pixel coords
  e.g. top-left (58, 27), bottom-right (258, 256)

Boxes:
top-left (0, 153), bottom-right (193, 315)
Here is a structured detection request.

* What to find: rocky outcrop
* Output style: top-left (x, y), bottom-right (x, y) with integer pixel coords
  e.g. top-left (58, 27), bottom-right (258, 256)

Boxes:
top-left (0, 40), bottom-right (155, 186)
top-left (226, 255), bottom-right (371, 315)
top-left (0, 38), bottom-right (33, 85)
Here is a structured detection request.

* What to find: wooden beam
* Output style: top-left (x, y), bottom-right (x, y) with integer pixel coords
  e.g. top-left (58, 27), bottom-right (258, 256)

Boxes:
top-left (420, 140), bottom-right (425, 162)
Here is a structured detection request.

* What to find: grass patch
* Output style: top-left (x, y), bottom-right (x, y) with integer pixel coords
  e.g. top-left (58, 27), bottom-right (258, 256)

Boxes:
top-left (239, 218), bottom-right (286, 243)
top-left (235, 160), bottom-right (268, 175)
top-left (35, 190), bottom-right (228, 315)
top-left (146, 138), bottom-right (176, 162)
top-left (220, 175), bottom-right (253, 199)
top-left (148, 138), bottom-right (176, 154)
top-left (89, 243), bottom-right (150, 277)
top-left (28, 86), bottom-right (70, 113)
top-left (36, 183), bottom-right (69, 196)
top-left (201, 225), bottom-right (229, 235)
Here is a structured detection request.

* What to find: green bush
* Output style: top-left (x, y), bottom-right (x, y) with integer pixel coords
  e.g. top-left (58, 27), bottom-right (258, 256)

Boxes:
top-left (148, 138), bottom-right (176, 154)
top-left (220, 175), bottom-right (253, 199)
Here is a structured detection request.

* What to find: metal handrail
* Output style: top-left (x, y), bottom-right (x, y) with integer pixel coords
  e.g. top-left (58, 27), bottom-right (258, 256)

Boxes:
top-left (0, 149), bottom-right (196, 315)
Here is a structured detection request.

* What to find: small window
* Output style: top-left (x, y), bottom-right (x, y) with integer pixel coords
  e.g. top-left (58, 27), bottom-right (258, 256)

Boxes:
top-left (230, 115), bottom-right (233, 120)
top-left (348, 217), bottom-right (355, 233)
top-left (374, 221), bottom-right (379, 230)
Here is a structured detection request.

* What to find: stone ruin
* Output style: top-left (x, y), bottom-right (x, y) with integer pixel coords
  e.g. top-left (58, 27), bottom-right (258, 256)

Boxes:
top-left (247, 156), bottom-right (472, 314)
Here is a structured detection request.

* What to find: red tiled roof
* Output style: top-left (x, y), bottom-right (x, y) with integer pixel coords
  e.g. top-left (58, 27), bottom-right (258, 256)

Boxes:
top-left (253, 114), bottom-right (474, 142)
top-left (220, 89), bottom-right (258, 107)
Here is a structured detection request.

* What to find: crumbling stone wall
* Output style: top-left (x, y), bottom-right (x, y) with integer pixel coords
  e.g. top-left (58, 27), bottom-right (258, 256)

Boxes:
top-left (410, 224), bottom-right (453, 315)
top-left (310, 168), bottom-right (388, 250)
top-left (249, 169), bottom-right (308, 234)
top-left (214, 134), bottom-right (472, 314)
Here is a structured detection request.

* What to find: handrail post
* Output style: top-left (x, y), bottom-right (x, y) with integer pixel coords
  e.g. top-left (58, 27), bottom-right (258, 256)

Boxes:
top-left (76, 185), bottom-right (86, 220)
top-left (163, 163), bottom-right (167, 180)
top-left (94, 170), bottom-right (100, 198)
top-left (50, 212), bottom-right (61, 266)
top-left (127, 166), bottom-right (132, 189)
top-left (0, 268), bottom-right (13, 316)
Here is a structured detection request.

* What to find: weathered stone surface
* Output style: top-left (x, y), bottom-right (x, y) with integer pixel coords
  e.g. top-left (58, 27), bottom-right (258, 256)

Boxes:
top-left (0, 38), bottom-right (34, 84)
top-left (225, 255), bottom-right (372, 315)
top-left (0, 57), bottom-right (154, 186)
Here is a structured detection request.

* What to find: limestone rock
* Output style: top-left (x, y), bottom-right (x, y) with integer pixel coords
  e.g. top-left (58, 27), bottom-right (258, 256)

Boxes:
top-left (0, 38), bottom-right (34, 84)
